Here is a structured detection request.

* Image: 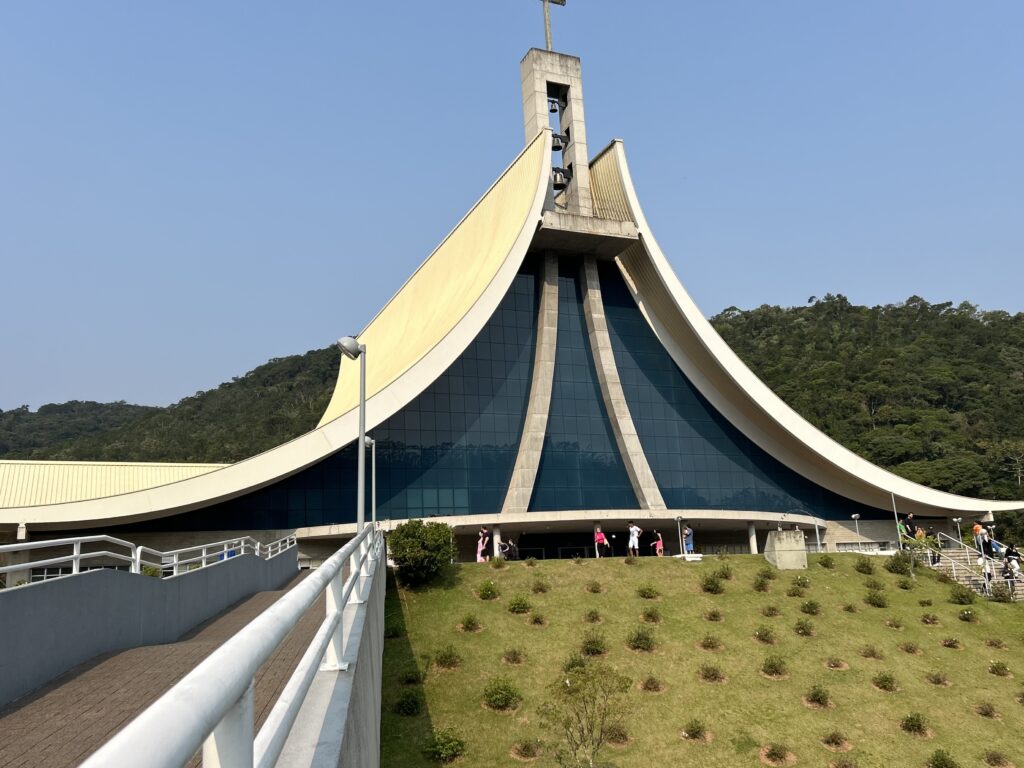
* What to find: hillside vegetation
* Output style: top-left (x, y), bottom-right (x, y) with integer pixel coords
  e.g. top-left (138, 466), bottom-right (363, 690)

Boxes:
top-left (382, 554), bottom-right (1024, 768)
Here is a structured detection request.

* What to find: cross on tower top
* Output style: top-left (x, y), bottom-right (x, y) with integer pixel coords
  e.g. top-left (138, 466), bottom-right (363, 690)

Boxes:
top-left (540, 0), bottom-right (566, 52)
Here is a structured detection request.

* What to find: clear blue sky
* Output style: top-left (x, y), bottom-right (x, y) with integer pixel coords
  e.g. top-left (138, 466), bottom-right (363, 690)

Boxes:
top-left (2, 2), bottom-right (1021, 411)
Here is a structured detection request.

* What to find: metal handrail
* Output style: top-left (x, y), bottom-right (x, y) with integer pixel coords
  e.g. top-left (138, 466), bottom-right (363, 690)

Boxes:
top-left (81, 524), bottom-right (380, 768)
top-left (926, 533), bottom-right (1016, 599)
top-left (0, 532), bottom-right (297, 583)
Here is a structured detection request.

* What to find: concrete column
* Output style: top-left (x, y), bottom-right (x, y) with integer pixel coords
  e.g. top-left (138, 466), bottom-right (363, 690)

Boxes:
top-left (579, 257), bottom-right (666, 510)
top-left (3, 524), bottom-right (31, 588)
top-left (748, 522), bottom-right (758, 555)
top-left (492, 525), bottom-right (502, 559)
top-left (501, 254), bottom-right (559, 515)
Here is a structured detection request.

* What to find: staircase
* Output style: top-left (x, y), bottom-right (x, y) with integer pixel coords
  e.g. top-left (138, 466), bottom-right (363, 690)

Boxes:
top-left (920, 544), bottom-right (1024, 601)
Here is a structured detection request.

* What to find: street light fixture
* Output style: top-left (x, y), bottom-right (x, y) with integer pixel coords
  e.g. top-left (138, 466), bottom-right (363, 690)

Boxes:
top-left (851, 513), bottom-right (861, 551)
top-left (674, 516), bottom-right (683, 558)
top-left (365, 436), bottom-right (377, 530)
top-left (337, 336), bottom-right (367, 543)
top-left (952, 517), bottom-right (963, 548)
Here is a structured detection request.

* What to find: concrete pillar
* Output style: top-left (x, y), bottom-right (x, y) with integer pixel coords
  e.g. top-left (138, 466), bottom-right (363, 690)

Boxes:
top-left (492, 525), bottom-right (502, 559)
top-left (4, 524), bottom-right (31, 588)
top-left (748, 522), bottom-right (758, 555)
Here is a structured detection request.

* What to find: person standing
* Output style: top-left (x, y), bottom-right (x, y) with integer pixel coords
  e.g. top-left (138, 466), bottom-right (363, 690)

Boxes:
top-left (973, 521), bottom-right (985, 553)
top-left (627, 521), bottom-right (642, 558)
top-left (476, 527), bottom-right (490, 563)
top-left (683, 523), bottom-right (694, 554)
top-left (594, 525), bottom-right (612, 557)
top-left (649, 529), bottom-right (664, 557)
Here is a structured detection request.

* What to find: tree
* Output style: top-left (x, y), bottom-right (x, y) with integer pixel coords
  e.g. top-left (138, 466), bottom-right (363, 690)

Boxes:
top-left (539, 661), bottom-right (632, 768)
top-left (386, 519), bottom-right (455, 586)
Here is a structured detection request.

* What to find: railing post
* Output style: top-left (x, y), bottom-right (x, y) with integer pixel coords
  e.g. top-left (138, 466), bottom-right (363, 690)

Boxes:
top-left (322, 557), bottom-right (352, 671)
top-left (173, 552), bottom-right (180, 577)
top-left (72, 540), bottom-right (81, 575)
top-left (132, 546), bottom-right (141, 575)
top-left (202, 679), bottom-right (255, 768)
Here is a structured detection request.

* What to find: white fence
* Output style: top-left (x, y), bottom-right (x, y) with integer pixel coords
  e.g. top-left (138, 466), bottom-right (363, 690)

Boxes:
top-left (81, 524), bottom-right (384, 768)
top-left (0, 533), bottom-right (297, 585)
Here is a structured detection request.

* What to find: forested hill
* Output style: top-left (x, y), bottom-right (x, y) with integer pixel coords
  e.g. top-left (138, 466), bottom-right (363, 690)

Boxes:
top-left (0, 346), bottom-right (340, 463)
top-left (2, 296), bottom-right (1022, 503)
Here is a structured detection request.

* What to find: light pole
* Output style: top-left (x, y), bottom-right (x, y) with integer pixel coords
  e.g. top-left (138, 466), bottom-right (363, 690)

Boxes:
top-left (851, 514), bottom-right (861, 551)
top-left (675, 517), bottom-right (683, 558)
top-left (952, 517), bottom-right (963, 548)
top-left (365, 436), bottom-right (377, 529)
top-left (338, 337), bottom-right (367, 545)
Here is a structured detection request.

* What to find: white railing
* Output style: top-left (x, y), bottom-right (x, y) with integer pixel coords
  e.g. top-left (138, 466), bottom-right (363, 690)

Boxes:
top-left (81, 524), bottom-right (382, 768)
top-left (924, 532), bottom-right (1017, 599)
top-left (0, 533), bottom-right (297, 585)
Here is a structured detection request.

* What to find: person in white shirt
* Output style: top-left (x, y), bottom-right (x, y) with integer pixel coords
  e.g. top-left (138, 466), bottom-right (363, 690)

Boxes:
top-left (627, 521), bottom-right (643, 557)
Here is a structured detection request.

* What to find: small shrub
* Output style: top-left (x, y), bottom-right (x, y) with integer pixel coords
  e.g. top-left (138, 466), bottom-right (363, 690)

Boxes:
top-left (900, 712), bottom-right (928, 735)
top-left (826, 656), bottom-right (846, 669)
top-left (606, 722), bottom-right (629, 744)
top-left (389, 519), bottom-right (456, 586)
top-left (936, 571), bottom-right (953, 584)
top-left (512, 739), bottom-right (541, 759)
top-left (698, 663), bottom-right (724, 682)
top-left (795, 618), bottom-right (814, 637)
top-left (400, 668), bottom-right (424, 685)
top-left (899, 642), bottom-right (920, 655)
top-left (989, 661), bottom-right (1010, 677)
top-left (489, 555), bottom-right (506, 570)
top-left (434, 644), bottom-right (463, 669)
top-left (701, 574), bottom-right (724, 594)
top-left (752, 574), bottom-right (771, 592)
top-left (832, 756), bottom-right (859, 768)
top-left (502, 647), bottom-right (524, 665)
top-left (940, 637), bottom-right (961, 649)
top-left (984, 751), bottom-right (1010, 767)
top-left (704, 608), bottom-right (723, 622)
top-left (864, 577), bottom-right (885, 591)
top-left (531, 578), bottom-right (549, 594)
top-left (806, 684), bottom-right (831, 707)
top-left (528, 611), bottom-right (546, 626)
top-left (991, 583), bottom-right (1013, 602)
top-left (864, 590), bottom-right (888, 608)
top-left (562, 652), bottom-right (587, 673)
top-left (581, 629), bottom-right (607, 656)
top-left (754, 626), bottom-right (777, 645)
top-left (800, 600), bottom-right (820, 616)
top-left (585, 579), bottom-right (602, 594)
top-left (636, 583), bottom-right (660, 599)
top-left (854, 556), bottom-right (875, 575)
top-left (764, 742), bottom-right (788, 762)
top-left (623, 555), bottom-right (638, 567)
top-left (627, 626), bottom-right (656, 652)
top-left (477, 580), bottom-right (499, 601)
top-left (860, 645), bottom-right (884, 660)
top-left (424, 727), bottom-right (466, 763)
top-left (761, 655), bottom-right (788, 677)
top-left (896, 577), bottom-right (914, 590)
top-left (792, 574), bottom-right (811, 589)
top-left (642, 606), bottom-right (661, 624)
top-left (926, 750), bottom-right (960, 768)
top-left (976, 701), bottom-right (998, 718)
top-left (758, 565), bottom-right (778, 580)
top-left (1017, 691), bottom-right (1024, 705)
top-left (922, 613), bottom-right (940, 625)
top-left (524, 557), bottom-right (537, 568)
top-left (762, 604), bottom-right (781, 617)
top-left (699, 634), bottom-right (721, 650)
top-left (926, 671), bottom-right (948, 685)
top-left (394, 689), bottom-right (424, 715)
top-left (842, 603), bottom-right (858, 613)
top-left (460, 613), bottom-right (480, 632)
top-left (584, 608), bottom-right (601, 624)
top-left (872, 672), bottom-right (898, 691)
top-left (713, 564), bottom-right (733, 581)
top-left (822, 729), bottom-right (847, 747)
top-left (786, 585), bottom-right (806, 598)
top-left (572, 555), bottom-right (583, 566)
top-left (641, 675), bottom-right (662, 692)
top-left (886, 617), bottom-right (904, 629)
top-left (681, 717), bottom-right (706, 740)
top-left (986, 638), bottom-right (1007, 649)
top-left (958, 609), bottom-right (977, 623)
top-left (886, 550), bottom-right (913, 575)
top-left (482, 676), bottom-right (522, 711)
top-left (817, 554), bottom-right (836, 569)
top-left (508, 595), bottom-right (532, 614)
top-left (949, 584), bottom-right (976, 605)
top-left (919, 598), bottom-right (933, 606)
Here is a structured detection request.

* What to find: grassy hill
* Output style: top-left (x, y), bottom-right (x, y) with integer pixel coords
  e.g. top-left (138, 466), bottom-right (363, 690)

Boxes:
top-left (382, 554), bottom-right (1023, 768)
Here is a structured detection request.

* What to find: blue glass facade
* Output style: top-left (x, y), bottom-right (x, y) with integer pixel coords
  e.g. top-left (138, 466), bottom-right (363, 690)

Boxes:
top-left (597, 260), bottom-right (886, 520)
top-left (529, 260), bottom-right (638, 511)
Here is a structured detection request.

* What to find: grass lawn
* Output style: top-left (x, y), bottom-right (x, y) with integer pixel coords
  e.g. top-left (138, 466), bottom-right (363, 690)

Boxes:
top-left (381, 554), bottom-right (1024, 767)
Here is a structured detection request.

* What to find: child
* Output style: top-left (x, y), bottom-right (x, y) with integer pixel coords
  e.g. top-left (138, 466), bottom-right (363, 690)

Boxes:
top-left (649, 529), bottom-right (664, 557)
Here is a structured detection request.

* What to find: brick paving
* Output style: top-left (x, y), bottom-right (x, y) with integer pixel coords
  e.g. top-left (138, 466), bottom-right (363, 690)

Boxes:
top-left (0, 572), bottom-right (326, 768)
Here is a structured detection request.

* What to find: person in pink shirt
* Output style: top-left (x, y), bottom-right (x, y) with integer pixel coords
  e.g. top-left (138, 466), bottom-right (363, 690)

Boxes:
top-left (649, 529), bottom-right (664, 557)
top-left (594, 525), bottom-right (612, 557)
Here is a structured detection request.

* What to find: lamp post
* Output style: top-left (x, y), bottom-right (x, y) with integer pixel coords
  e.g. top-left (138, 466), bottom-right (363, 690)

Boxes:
top-left (365, 436), bottom-right (377, 530)
top-left (851, 514), bottom-right (861, 552)
top-left (337, 337), bottom-right (367, 545)
top-left (675, 517), bottom-right (683, 558)
top-left (952, 517), bottom-right (963, 548)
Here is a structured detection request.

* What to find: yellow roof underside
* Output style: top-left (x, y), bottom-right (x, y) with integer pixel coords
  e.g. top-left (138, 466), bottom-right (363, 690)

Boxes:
top-left (317, 131), bottom-right (547, 426)
top-left (0, 460), bottom-right (227, 508)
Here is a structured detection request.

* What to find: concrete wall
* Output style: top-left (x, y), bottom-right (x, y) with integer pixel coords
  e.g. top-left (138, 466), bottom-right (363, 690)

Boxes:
top-left (0, 548), bottom-right (297, 708)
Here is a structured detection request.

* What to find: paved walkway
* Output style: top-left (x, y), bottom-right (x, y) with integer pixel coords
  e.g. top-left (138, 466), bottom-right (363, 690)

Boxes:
top-left (0, 572), bottom-right (325, 768)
